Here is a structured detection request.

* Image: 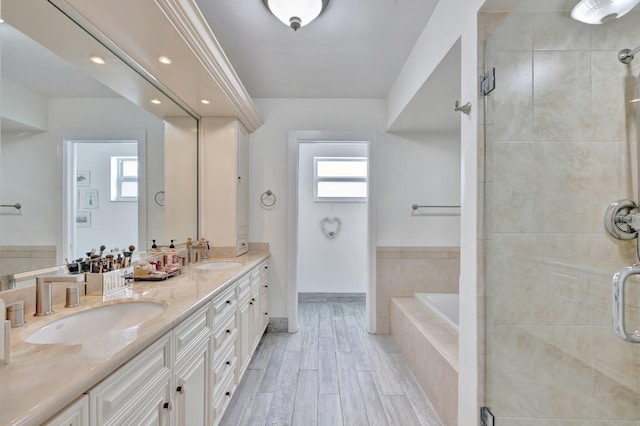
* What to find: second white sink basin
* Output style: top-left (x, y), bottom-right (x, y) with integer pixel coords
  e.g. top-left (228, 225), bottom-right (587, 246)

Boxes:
top-left (196, 261), bottom-right (242, 270)
top-left (25, 301), bottom-right (165, 345)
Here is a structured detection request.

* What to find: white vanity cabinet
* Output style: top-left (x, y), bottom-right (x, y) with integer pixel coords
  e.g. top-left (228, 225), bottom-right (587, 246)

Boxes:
top-left (43, 395), bottom-right (89, 426)
top-left (88, 333), bottom-right (173, 425)
top-left (200, 117), bottom-right (250, 256)
top-left (43, 259), bottom-right (269, 426)
top-left (236, 273), bottom-right (253, 378)
top-left (257, 261), bottom-right (270, 340)
top-left (173, 304), bottom-right (212, 426)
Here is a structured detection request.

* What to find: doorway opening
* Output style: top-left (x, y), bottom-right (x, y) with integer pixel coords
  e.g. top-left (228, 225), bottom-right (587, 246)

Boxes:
top-left (287, 132), bottom-right (376, 334)
top-left (62, 134), bottom-right (146, 263)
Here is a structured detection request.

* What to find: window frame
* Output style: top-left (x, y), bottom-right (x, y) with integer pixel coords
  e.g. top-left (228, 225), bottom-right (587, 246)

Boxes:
top-left (313, 156), bottom-right (368, 202)
top-left (111, 156), bottom-right (139, 202)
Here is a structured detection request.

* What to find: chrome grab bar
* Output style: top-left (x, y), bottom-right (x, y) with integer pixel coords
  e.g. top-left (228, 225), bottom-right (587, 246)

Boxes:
top-left (612, 264), bottom-right (640, 343)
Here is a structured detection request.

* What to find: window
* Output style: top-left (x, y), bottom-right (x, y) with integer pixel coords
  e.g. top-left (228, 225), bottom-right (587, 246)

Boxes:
top-left (111, 156), bottom-right (138, 201)
top-left (314, 157), bottom-right (368, 202)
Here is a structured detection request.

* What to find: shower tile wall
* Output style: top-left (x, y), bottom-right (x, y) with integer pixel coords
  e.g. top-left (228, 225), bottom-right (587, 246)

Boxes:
top-left (483, 9), bottom-right (640, 424)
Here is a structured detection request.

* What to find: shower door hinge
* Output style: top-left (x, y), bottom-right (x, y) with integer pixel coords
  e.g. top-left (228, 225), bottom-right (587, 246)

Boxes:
top-left (480, 68), bottom-right (496, 96)
top-left (480, 407), bottom-right (495, 426)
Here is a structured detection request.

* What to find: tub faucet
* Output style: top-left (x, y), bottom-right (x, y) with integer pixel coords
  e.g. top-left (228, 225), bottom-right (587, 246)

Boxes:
top-left (35, 275), bottom-right (84, 316)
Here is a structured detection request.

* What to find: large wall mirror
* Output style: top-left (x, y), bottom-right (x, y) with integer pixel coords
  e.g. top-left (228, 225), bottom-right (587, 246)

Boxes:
top-left (0, 0), bottom-right (199, 288)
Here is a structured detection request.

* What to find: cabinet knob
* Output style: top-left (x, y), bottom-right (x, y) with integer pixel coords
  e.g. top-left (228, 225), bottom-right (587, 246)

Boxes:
top-left (226, 329), bottom-right (231, 334)
top-left (225, 391), bottom-right (232, 397)
top-left (249, 302), bottom-right (253, 305)
top-left (264, 312), bottom-right (268, 316)
top-left (176, 385), bottom-right (184, 394)
top-left (226, 300), bottom-right (231, 305)
top-left (163, 402), bottom-right (173, 411)
top-left (226, 361), bottom-right (231, 366)
top-left (264, 285), bottom-right (268, 288)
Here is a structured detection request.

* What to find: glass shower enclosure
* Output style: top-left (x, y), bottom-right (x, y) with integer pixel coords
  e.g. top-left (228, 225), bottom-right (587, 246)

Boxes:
top-left (482, 1), bottom-right (640, 423)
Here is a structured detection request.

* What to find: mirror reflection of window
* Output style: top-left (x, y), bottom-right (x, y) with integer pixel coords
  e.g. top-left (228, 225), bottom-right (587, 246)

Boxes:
top-left (111, 156), bottom-right (139, 201)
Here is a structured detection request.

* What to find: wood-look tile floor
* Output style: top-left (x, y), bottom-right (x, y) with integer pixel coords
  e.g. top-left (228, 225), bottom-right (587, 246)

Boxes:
top-left (220, 301), bottom-right (443, 426)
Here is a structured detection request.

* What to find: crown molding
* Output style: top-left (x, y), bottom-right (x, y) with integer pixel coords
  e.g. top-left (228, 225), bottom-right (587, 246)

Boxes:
top-left (155, 0), bottom-right (264, 132)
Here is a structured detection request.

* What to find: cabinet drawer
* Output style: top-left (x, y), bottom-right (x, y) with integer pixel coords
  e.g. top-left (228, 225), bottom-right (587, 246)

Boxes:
top-left (89, 333), bottom-right (172, 425)
top-left (212, 345), bottom-right (237, 398)
top-left (212, 367), bottom-right (236, 424)
top-left (174, 304), bottom-right (211, 361)
top-left (211, 284), bottom-right (236, 321)
top-left (236, 274), bottom-right (251, 302)
top-left (212, 311), bottom-right (237, 354)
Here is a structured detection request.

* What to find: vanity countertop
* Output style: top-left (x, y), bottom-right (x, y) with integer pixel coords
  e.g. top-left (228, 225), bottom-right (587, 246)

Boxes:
top-left (0, 251), bottom-right (270, 426)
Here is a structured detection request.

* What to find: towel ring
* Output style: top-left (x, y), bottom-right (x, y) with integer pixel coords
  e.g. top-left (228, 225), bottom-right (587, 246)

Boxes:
top-left (260, 190), bottom-right (276, 209)
top-left (154, 191), bottom-right (165, 207)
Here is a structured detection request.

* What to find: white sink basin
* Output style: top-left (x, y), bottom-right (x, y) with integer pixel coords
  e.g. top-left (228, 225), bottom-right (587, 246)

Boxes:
top-left (196, 261), bottom-right (242, 270)
top-left (25, 301), bottom-right (165, 345)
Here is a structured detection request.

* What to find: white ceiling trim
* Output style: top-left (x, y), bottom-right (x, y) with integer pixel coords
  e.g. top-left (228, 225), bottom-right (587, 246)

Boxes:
top-left (155, 0), bottom-right (264, 132)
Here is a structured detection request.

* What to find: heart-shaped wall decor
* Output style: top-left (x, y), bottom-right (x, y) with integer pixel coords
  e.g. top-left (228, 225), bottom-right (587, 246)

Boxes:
top-left (321, 217), bottom-right (342, 240)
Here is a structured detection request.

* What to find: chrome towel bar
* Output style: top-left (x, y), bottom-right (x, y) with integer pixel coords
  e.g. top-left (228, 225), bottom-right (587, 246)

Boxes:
top-left (0, 203), bottom-right (21, 210)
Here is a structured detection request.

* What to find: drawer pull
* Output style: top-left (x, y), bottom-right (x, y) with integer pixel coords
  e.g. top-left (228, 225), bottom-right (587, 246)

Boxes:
top-left (226, 361), bottom-right (231, 366)
top-left (163, 402), bottom-right (173, 411)
top-left (225, 391), bottom-right (231, 397)
top-left (264, 285), bottom-right (268, 288)
top-left (250, 302), bottom-right (254, 305)
top-left (264, 312), bottom-right (268, 315)
top-left (176, 385), bottom-right (184, 394)
top-left (226, 329), bottom-right (231, 334)
top-left (226, 300), bottom-right (231, 305)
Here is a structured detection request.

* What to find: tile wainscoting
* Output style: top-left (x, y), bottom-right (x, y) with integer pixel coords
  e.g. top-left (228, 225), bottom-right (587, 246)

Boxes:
top-left (376, 247), bottom-right (460, 334)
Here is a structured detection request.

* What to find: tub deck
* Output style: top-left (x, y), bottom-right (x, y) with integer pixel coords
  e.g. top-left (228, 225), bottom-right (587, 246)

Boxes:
top-left (390, 297), bottom-right (458, 426)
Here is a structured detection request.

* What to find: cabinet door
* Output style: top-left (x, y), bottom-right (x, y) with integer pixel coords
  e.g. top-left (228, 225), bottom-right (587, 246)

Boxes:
top-left (236, 123), bottom-right (249, 237)
top-left (174, 338), bottom-right (210, 426)
top-left (43, 395), bottom-right (89, 426)
top-left (236, 297), bottom-right (252, 379)
top-left (251, 290), bottom-right (261, 351)
top-left (119, 376), bottom-right (172, 426)
top-left (89, 333), bottom-right (172, 425)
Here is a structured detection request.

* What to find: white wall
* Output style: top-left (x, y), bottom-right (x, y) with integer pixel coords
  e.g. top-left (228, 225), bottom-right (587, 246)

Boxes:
top-left (75, 142), bottom-right (137, 258)
top-left (386, 0), bottom-right (487, 423)
top-left (297, 142), bottom-right (368, 293)
top-left (248, 98), bottom-right (461, 318)
top-left (377, 132), bottom-right (460, 246)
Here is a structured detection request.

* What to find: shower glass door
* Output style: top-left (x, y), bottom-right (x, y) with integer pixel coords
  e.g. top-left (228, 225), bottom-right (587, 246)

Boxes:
top-left (482, 1), bottom-right (640, 422)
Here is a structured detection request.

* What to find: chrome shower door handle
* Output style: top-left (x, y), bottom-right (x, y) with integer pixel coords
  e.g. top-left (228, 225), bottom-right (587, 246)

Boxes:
top-left (613, 264), bottom-right (640, 343)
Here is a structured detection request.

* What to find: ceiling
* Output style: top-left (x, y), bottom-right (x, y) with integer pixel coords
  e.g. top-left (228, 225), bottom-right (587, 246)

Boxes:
top-left (195, 0), bottom-right (439, 99)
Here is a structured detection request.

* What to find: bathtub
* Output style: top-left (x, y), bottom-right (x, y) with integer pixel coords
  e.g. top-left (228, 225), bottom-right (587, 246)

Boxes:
top-left (414, 292), bottom-right (459, 332)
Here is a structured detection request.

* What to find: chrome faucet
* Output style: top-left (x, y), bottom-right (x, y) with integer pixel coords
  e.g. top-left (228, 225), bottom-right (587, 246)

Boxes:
top-left (35, 275), bottom-right (84, 316)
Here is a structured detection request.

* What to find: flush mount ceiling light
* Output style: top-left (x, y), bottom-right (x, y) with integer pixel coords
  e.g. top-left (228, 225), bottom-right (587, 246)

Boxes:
top-left (262, 0), bottom-right (329, 31)
top-left (158, 55), bottom-right (172, 65)
top-left (571, 0), bottom-right (640, 24)
top-left (150, 99), bottom-right (162, 105)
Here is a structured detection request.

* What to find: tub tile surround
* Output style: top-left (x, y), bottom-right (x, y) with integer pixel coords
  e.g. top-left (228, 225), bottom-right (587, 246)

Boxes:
top-left (390, 298), bottom-right (458, 425)
top-left (0, 251), bottom-right (270, 425)
top-left (482, 8), bottom-right (640, 423)
top-left (376, 247), bottom-right (460, 334)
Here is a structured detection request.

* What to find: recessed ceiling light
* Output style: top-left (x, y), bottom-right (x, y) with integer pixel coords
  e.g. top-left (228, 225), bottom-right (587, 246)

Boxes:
top-left (90, 56), bottom-right (106, 65)
top-left (200, 99), bottom-right (211, 105)
top-left (158, 56), bottom-right (172, 65)
top-left (150, 99), bottom-right (162, 105)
